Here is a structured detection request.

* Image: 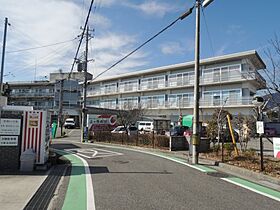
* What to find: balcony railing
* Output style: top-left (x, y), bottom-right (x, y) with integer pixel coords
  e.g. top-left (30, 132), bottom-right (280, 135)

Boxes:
top-left (87, 71), bottom-right (264, 97)
top-left (10, 92), bottom-right (54, 97)
top-left (90, 97), bottom-right (254, 110)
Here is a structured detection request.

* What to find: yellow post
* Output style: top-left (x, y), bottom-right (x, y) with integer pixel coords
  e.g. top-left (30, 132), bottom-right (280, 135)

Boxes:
top-left (226, 114), bottom-right (239, 156)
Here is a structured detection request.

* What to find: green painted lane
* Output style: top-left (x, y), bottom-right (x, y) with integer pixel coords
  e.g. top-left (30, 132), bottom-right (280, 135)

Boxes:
top-left (55, 150), bottom-right (87, 210)
top-left (222, 177), bottom-right (280, 202)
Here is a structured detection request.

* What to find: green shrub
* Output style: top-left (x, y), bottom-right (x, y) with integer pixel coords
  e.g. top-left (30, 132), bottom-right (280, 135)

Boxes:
top-left (212, 144), bottom-right (220, 155)
top-left (224, 143), bottom-right (234, 157)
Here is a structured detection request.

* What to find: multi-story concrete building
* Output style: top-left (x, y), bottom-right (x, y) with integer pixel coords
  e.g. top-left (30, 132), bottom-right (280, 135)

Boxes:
top-left (7, 72), bottom-right (92, 123)
top-left (86, 50), bottom-right (266, 123)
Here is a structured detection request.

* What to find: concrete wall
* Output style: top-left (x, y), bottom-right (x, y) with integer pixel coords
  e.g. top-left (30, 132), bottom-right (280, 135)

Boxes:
top-left (0, 146), bottom-right (20, 171)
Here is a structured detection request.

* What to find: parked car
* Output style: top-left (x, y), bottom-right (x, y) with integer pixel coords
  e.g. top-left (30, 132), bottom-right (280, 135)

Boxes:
top-left (111, 126), bottom-right (138, 135)
top-left (64, 118), bottom-right (75, 129)
top-left (137, 121), bottom-right (154, 132)
top-left (170, 126), bottom-right (188, 136)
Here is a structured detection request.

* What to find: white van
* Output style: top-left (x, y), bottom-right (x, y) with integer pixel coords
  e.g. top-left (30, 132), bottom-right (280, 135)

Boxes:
top-left (64, 118), bottom-right (75, 129)
top-left (137, 121), bottom-right (153, 132)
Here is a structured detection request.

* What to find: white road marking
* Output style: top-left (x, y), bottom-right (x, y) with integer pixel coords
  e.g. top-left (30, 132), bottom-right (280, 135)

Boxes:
top-left (65, 148), bottom-right (123, 159)
top-left (221, 178), bottom-right (280, 202)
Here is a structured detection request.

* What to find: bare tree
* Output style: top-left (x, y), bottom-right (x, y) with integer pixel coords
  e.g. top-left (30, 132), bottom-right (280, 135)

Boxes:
top-left (263, 34), bottom-right (280, 113)
top-left (206, 109), bottom-right (231, 146)
top-left (117, 103), bottom-right (145, 135)
top-left (233, 113), bottom-right (256, 152)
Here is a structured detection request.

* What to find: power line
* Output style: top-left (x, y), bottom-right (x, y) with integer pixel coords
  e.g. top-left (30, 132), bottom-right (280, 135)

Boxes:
top-left (6, 38), bottom-right (77, 53)
top-left (9, 25), bottom-right (73, 56)
top-left (9, 40), bottom-right (76, 75)
top-left (69, 0), bottom-right (95, 79)
top-left (92, 6), bottom-right (194, 81)
top-left (202, 8), bottom-right (215, 57)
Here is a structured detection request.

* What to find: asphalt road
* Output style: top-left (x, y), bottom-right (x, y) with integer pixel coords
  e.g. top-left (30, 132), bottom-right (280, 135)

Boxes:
top-left (53, 129), bottom-right (279, 210)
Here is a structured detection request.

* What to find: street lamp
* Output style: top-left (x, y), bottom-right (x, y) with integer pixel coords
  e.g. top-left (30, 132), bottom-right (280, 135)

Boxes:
top-left (192, 0), bottom-right (214, 164)
top-left (202, 0), bottom-right (214, 8)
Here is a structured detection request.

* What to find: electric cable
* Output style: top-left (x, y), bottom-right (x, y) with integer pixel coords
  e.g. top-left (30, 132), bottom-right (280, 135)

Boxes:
top-left (6, 38), bottom-right (77, 53)
top-left (202, 7), bottom-right (215, 57)
top-left (10, 40), bottom-right (76, 74)
top-left (68, 0), bottom-right (95, 79)
top-left (92, 6), bottom-right (194, 81)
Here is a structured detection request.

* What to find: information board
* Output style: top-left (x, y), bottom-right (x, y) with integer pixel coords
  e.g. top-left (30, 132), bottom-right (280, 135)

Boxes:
top-left (0, 136), bottom-right (18, 146)
top-left (273, 137), bottom-right (280, 159)
top-left (0, 119), bottom-right (21, 135)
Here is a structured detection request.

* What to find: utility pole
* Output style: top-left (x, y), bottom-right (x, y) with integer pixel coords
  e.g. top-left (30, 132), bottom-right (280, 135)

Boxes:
top-left (81, 26), bottom-right (89, 142)
top-left (192, 0), bottom-right (201, 164)
top-left (58, 79), bottom-right (64, 137)
top-left (0, 17), bottom-right (9, 95)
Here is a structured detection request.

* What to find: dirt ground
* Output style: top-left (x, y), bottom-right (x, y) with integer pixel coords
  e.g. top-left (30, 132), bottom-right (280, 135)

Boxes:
top-left (200, 151), bottom-right (280, 179)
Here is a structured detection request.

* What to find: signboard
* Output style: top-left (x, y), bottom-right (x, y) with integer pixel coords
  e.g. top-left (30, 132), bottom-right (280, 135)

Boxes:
top-left (0, 119), bottom-right (21, 135)
top-left (28, 112), bottom-right (39, 127)
top-left (273, 137), bottom-right (280, 159)
top-left (256, 121), bottom-right (264, 134)
top-left (0, 136), bottom-right (18, 146)
top-left (87, 114), bottom-right (117, 131)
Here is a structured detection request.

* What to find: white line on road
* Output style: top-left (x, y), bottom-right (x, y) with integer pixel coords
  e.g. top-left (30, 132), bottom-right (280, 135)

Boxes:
top-left (221, 178), bottom-right (280, 202)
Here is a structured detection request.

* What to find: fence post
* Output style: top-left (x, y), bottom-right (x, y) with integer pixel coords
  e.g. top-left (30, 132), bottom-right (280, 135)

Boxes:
top-left (153, 131), bottom-right (155, 148)
top-left (136, 131), bottom-right (139, 146)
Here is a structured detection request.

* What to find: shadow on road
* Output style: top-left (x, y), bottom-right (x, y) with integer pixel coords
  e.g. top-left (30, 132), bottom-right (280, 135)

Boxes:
top-left (51, 143), bottom-right (81, 150)
top-left (67, 165), bottom-right (173, 175)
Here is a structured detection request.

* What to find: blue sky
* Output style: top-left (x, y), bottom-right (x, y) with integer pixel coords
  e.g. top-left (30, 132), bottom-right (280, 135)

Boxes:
top-left (0, 0), bottom-right (279, 82)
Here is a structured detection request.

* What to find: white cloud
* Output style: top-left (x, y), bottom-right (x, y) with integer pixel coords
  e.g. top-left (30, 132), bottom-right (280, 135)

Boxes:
top-left (161, 42), bottom-right (185, 55)
top-left (89, 33), bottom-right (149, 78)
top-left (160, 39), bottom-right (194, 55)
top-left (93, 33), bottom-right (136, 51)
top-left (124, 1), bottom-right (177, 18)
top-left (0, 0), bottom-right (81, 80)
top-left (215, 44), bottom-right (228, 56)
top-left (91, 13), bottom-right (111, 29)
top-left (0, 0), bottom-right (151, 81)
top-left (98, 0), bottom-right (117, 7)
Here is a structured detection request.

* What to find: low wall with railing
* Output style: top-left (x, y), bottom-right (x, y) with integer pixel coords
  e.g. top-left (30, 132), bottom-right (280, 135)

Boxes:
top-left (91, 131), bottom-right (170, 150)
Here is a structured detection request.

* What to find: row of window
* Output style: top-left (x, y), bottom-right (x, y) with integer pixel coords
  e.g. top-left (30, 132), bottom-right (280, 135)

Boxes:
top-left (12, 88), bottom-right (54, 93)
top-left (88, 89), bottom-right (247, 109)
top-left (87, 64), bottom-right (244, 96)
top-left (11, 101), bottom-right (53, 108)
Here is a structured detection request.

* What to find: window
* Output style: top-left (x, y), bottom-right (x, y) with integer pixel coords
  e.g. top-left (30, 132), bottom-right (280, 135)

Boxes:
top-left (229, 65), bottom-right (241, 79)
top-left (100, 83), bottom-right (117, 94)
top-left (119, 80), bottom-right (138, 92)
top-left (100, 99), bottom-right (116, 109)
top-left (88, 85), bottom-right (100, 96)
top-left (119, 97), bottom-right (138, 109)
top-left (169, 75), bottom-right (177, 87)
top-left (202, 64), bottom-right (241, 83)
top-left (169, 71), bottom-right (194, 87)
top-left (141, 95), bottom-right (165, 108)
top-left (141, 76), bottom-right (165, 90)
top-left (168, 93), bottom-right (193, 108)
top-left (221, 67), bottom-right (229, 81)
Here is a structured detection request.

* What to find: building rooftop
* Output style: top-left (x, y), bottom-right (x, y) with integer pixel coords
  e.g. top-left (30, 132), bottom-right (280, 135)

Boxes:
top-left (89, 50), bottom-right (266, 84)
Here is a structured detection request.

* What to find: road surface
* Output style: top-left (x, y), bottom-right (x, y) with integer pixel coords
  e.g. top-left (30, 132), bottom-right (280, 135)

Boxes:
top-left (52, 129), bottom-right (279, 210)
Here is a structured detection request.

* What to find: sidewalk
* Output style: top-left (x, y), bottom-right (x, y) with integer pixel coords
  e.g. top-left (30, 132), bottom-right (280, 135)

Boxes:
top-left (0, 171), bottom-right (48, 210)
